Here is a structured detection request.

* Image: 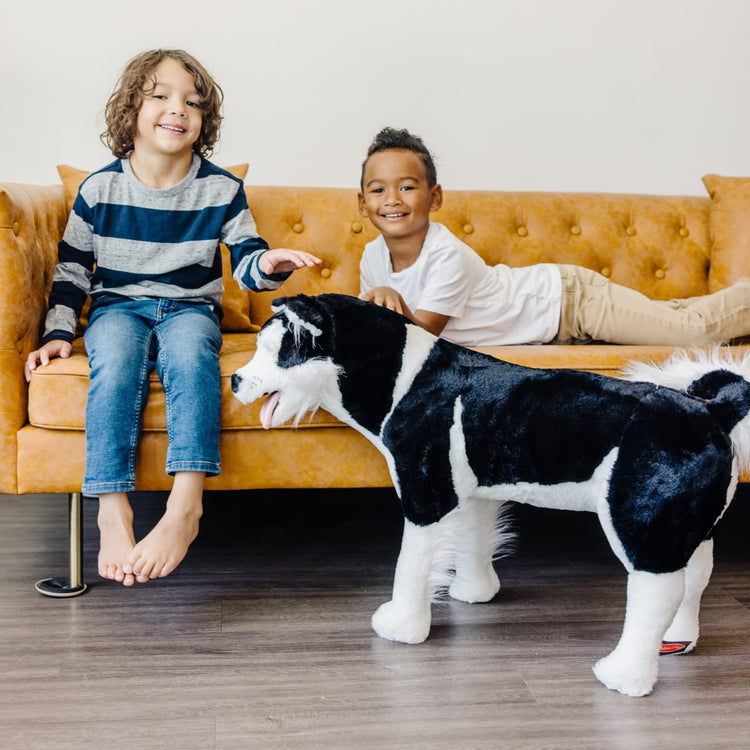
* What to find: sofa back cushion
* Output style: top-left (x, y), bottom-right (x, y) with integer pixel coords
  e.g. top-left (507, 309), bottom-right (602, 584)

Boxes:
top-left (244, 185), bottom-right (713, 326)
top-left (55, 171), bottom-right (719, 331)
top-left (702, 174), bottom-right (750, 292)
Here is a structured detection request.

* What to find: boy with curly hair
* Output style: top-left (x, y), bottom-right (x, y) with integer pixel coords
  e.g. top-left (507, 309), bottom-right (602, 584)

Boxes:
top-left (25, 49), bottom-right (320, 587)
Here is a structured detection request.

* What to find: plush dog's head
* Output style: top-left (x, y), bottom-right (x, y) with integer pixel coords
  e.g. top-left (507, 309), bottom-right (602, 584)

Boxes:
top-left (231, 293), bottom-right (419, 432)
top-left (231, 295), bottom-right (343, 428)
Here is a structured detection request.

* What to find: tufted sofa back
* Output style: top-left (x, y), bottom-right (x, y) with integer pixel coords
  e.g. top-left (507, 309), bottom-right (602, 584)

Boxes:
top-left (243, 185), bottom-right (725, 329)
top-left (22, 170), bottom-right (750, 336)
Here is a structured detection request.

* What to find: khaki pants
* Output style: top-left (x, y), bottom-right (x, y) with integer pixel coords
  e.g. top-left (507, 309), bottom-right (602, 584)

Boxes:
top-left (554, 264), bottom-right (750, 345)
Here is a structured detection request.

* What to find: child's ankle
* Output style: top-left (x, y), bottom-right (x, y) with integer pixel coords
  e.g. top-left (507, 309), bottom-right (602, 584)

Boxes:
top-left (98, 492), bottom-right (133, 520)
top-left (167, 472), bottom-right (205, 515)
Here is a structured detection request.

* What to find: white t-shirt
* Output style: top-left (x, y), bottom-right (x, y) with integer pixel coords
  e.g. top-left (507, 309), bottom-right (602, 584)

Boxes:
top-left (359, 222), bottom-right (562, 347)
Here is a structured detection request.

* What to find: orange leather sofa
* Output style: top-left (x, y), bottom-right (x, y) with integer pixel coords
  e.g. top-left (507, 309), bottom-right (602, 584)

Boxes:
top-left (2, 167), bottom-right (750, 594)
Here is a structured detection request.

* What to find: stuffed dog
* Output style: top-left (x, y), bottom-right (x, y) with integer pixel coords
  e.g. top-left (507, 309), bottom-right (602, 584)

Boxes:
top-left (231, 293), bottom-right (750, 697)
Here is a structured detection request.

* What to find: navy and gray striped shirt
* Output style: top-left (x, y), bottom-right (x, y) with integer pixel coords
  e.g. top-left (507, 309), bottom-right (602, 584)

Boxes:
top-left (43, 154), bottom-right (287, 343)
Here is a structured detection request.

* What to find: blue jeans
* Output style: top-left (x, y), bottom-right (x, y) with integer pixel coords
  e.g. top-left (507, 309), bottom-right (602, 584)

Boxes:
top-left (82, 298), bottom-right (222, 495)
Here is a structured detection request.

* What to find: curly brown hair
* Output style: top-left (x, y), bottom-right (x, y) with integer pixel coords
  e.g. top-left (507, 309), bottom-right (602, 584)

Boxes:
top-left (101, 49), bottom-right (224, 159)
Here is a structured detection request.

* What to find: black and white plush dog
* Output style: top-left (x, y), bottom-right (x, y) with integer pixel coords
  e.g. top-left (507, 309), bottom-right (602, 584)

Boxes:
top-left (231, 293), bottom-right (750, 697)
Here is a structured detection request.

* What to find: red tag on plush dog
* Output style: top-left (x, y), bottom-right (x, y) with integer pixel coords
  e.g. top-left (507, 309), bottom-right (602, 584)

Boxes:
top-left (660, 641), bottom-right (691, 655)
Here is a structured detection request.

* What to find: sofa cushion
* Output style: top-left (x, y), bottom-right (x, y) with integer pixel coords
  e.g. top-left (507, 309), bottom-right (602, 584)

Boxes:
top-left (26, 333), bottom-right (341, 432)
top-left (703, 174), bottom-right (750, 292)
top-left (27, 332), bottom-right (701, 434)
top-left (56, 163), bottom-right (257, 333)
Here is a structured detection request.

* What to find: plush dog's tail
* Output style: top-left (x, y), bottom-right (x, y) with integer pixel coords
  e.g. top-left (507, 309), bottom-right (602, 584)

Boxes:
top-left (624, 348), bottom-right (750, 471)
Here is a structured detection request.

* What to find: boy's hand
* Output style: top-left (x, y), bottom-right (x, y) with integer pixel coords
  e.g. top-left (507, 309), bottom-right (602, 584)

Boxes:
top-left (24, 340), bottom-right (72, 382)
top-left (360, 287), bottom-right (406, 315)
top-left (360, 287), bottom-right (450, 337)
top-left (259, 248), bottom-right (322, 275)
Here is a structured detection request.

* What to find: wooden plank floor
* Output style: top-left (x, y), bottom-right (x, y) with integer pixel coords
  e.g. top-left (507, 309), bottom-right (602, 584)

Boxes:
top-left (1, 486), bottom-right (750, 749)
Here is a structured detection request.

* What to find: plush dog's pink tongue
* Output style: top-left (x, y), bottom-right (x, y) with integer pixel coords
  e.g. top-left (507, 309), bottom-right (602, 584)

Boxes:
top-left (260, 392), bottom-right (280, 429)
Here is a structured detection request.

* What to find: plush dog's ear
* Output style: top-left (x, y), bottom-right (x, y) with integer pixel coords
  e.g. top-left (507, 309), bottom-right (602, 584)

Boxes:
top-left (271, 294), bottom-right (326, 338)
top-left (270, 296), bottom-right (291, 314)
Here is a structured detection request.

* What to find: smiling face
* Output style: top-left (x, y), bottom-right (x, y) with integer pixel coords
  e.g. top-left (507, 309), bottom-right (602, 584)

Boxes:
top-left (133, 57), bottom-right (204, 162)
top-left (358, 149), bottom-right (443, 253)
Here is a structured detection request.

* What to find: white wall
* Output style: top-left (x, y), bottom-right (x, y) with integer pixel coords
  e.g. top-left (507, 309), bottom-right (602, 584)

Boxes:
top-left (2, 0), bottom-right (749, 195)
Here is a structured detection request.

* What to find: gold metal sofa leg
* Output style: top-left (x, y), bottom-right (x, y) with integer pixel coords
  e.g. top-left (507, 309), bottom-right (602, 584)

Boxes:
top-left (35, 492), bottom-right (88, 597)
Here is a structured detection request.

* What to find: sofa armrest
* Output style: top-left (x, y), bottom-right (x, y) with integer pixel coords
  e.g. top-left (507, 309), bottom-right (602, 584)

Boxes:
top-left (0, 183), bottom-right (68, 492)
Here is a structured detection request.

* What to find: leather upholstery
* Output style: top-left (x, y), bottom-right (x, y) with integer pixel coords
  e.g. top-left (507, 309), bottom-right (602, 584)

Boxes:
top-left (2, 177), bottom-right (748, 494)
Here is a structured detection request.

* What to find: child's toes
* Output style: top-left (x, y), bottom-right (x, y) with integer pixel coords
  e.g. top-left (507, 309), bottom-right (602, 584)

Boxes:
top-left (100, 562), bottom-right (118, 581)
top-left (131, 558), bottom-right (155, 581)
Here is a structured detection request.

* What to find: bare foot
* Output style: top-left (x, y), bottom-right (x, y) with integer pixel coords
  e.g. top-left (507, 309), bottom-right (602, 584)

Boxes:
top-left (123, 472), bottom-right (204, 582)
top-left (98, 493), bottom-right (137, 586)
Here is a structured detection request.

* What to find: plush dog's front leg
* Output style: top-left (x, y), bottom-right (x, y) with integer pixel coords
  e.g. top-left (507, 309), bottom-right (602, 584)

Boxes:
top-left (371, 520), bottom-right (435, 644)
top-left (593, 569), bottom-right (685, 696)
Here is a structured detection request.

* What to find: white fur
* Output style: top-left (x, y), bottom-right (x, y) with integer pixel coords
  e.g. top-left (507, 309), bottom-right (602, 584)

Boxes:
top-left (663, 539), bottom-right (714, 650)
top-left (445, 498), bottom-right (510, 604)
top-left (594, 569), bottom-right (686, 697)
top-left (371, 520), bottom-right (436, 644)
top-left (387, 326), bottom-right (437, 415)
top-left (376, 326), bottom-right (438, 497)
top-left (623, 346), bottom-right (750, 389)
top-left (233, 318), bottom-right (343, 428)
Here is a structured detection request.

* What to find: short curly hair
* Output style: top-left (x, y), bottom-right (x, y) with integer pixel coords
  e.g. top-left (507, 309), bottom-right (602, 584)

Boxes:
top-left (101, 49), bottom-right (224, 159)
top-left (361, 127), bottom-right (438, 189)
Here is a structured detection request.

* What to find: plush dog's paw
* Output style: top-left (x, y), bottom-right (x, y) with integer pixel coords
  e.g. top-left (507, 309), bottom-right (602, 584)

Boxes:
top-left (593, 652), bottom-right (658, 697)
top-left (371, 600), bottom-right (431, 644)
top-left (448, 568), bottom-right (500, 603)
top-left (662, 613), bottom-right (699, 653)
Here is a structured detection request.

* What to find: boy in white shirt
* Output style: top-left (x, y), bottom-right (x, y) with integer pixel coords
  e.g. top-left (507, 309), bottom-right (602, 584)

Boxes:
top-left (358, 127), bottom-right (750, 347)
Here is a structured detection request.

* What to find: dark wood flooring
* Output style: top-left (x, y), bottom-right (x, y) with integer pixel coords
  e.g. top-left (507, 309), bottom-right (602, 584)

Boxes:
top-left (1, 486), bottom-right (750, 749)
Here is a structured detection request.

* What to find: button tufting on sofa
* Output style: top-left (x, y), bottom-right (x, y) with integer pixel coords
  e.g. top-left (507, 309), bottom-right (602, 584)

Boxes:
top-left (463, 223), bottom-right (474, 234)
top-left (626, 225), bottom-right (637, 236)
top-left (679, 227), bottom-right (690, 238)
top-left (292, 222), bottom-right (304, 234)
top-left (351, 221), bottom-right (363, 233)
top-left (516, 226), bottom-right (528, 237)
top-left (320, 267), bottom-right (332, 279)
top-left (570, 225), bottom-right (582, 235)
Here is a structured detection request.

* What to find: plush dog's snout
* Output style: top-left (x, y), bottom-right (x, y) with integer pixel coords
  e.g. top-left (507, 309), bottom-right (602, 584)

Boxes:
top-left (231, 373), bottom-right (242, 393)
